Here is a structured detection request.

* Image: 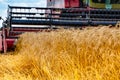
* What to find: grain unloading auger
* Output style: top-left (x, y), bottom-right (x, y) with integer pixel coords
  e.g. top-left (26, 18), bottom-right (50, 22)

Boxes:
top-left (0, 5), bottom-right (120, 53)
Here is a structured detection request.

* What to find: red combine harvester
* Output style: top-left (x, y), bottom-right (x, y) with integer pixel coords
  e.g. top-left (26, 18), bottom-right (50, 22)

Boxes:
top-left (0, 0), bottom-right (120, 53)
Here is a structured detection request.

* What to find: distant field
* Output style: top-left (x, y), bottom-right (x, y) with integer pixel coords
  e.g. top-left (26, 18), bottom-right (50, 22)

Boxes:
top-left (0, 26), bottom-right (120, 80)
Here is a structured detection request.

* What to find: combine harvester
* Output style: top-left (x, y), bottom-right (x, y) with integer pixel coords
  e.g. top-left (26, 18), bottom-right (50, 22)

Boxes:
top-left (0, 0), bottom-right (120, 53)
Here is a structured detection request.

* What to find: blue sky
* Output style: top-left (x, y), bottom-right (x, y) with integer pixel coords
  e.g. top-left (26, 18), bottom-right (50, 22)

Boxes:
top-left (0, 0), bottom-right (46, 27)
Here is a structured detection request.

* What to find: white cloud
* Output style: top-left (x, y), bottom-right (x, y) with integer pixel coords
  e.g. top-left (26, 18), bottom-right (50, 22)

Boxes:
top-left (0, 0), bottom-right (7, 4)
top-left (0, 9), bottom-right (7, 27)
top-left (9, 1), bottom-right (46, 7)
top-left (9, 3), bottom-right (28, 6)
top-left (0, 0), bottom-right (4, 2)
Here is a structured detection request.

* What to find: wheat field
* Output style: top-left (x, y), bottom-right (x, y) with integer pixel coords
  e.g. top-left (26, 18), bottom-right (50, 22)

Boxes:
top-left (0, 26), bottom-right (120, 80)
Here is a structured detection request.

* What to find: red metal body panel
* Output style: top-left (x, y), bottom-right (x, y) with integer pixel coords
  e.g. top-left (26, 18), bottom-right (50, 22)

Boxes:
top-left (0, 31), bottom-right (2, 51)
top-left (6, 39), bottom-right (16, 50)
top-left (65, 0), bottom-right (79, 8)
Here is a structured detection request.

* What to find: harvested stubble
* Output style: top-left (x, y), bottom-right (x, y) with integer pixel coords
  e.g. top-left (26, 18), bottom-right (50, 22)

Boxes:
top-left (0, 26), bottom-right (120, 80)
